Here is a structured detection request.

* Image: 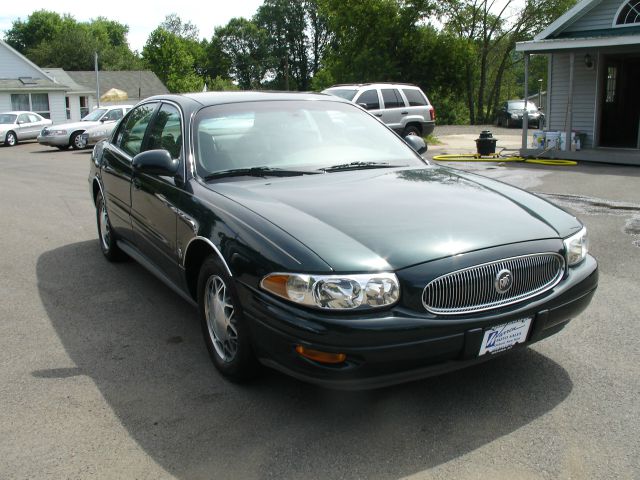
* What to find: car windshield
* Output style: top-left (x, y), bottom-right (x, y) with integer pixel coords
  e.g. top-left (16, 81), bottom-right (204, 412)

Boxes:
top-left (325, 89), bottom-right (358, 101)
top-left (82, 108), bottom-right (108, 121)
top-left (194, 100), bottom-right (425, 178)
top-left (0, 114), bottom-right (17, 124)
top-left (509, 102), bottom-right (538, 112)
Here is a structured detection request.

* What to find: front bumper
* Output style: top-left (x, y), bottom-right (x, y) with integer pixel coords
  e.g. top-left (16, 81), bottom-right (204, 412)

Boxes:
top-left (37, 134), bottom-right (70, 147)
top-left (241, 255), bottom-right (597, 390)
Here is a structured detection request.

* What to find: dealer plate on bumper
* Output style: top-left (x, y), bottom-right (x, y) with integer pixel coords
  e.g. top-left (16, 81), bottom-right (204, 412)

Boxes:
top-left (479, 317), bottom-right (532, 356)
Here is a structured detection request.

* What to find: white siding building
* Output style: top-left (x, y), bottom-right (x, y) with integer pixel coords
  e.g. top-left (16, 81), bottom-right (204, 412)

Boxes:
top-left (517, 0), bottom-right (640, 164)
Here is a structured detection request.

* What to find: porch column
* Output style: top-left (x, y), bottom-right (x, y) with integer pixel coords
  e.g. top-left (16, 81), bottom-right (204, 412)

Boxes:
top-left (522, 53), bottom-right (529, 149)
top-left (565, 52), bottom-right (575, 151)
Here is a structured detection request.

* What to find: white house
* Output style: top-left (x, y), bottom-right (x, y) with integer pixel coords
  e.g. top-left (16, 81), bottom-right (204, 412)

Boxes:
top-left (0, 39), bottom-right (75, 124)
top-left (1, 39), bottom-right (168, 125)
top-left (517, 0), bottom-right (640, 164)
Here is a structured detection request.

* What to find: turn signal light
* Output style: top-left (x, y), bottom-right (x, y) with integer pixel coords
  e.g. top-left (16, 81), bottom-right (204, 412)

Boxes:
top-left (295, 345), bottom-right (346, 364)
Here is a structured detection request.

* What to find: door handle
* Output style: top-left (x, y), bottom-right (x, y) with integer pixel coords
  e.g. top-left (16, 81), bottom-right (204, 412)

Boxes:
top-left (401, 111), bottom-right (408, 115)
top-left (374, 113), bottom-right (383, 117)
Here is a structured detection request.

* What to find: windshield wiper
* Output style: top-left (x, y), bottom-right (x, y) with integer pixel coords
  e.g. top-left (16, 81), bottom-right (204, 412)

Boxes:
top-left (203, 166), bottom-right (322, 180)
top-left (319, 161), bottom-right (403, 172)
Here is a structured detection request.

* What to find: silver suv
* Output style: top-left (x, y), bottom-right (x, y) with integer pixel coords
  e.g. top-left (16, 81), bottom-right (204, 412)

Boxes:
top-left (323, 83), bottom-right (435, 137)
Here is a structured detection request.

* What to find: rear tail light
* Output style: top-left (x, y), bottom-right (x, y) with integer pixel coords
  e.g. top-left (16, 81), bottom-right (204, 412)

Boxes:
top-left (430, 107), bottom-right (436, 121)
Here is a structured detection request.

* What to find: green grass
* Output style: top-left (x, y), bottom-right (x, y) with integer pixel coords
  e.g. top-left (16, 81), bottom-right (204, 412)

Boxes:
top-left (424, 133), bottom-right (443, 145)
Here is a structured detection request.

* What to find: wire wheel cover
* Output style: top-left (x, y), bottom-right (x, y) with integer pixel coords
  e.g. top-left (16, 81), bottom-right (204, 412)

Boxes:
top-left (204, 275), bottom-right (238, 362)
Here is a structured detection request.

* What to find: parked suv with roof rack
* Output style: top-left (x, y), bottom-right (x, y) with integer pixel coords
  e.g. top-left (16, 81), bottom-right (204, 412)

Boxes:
top-left (322, 83), bottom-right (435, 137)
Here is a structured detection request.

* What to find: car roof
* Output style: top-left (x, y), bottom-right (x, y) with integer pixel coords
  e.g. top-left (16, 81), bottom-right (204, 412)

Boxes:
top-left (326, 83), bottom-right (419, 89)
top-left (0, 111), bottom-right (40, 115)
top-left (142, 91), bottom-right (346, 107)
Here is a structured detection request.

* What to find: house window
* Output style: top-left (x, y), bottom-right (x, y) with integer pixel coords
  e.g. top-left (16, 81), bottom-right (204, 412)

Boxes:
top-left (31, 94), bottom-right (50, 119)
top-left (10, 93), bottom-right (51, 118)
top-left (10, 94), bottom-right (30, 111)
top-left (80, 96), bottom-right (89, 118)
top-left (65, 97), bottom-right (71, 120)
top-left (615, 0), bottom-right (640, 25)
top-left (606, 67), bottom-right (617, 103)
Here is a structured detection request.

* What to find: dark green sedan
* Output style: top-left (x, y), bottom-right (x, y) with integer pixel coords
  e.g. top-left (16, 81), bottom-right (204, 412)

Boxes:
top-left (88, 92), bottom-right (597, 389)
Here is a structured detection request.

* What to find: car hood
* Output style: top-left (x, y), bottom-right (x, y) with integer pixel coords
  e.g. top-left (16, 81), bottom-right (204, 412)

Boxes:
top-left (208, 166), bottom-right (581, 271)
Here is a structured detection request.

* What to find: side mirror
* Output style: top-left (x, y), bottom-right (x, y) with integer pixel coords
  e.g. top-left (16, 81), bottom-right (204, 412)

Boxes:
top-left (404, 135), bottom-right (427, 154)
top-left (132, 149), bottom-right (179, 176)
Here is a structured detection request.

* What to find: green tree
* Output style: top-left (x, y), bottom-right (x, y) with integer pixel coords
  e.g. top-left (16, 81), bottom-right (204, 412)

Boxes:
top-left (213, 18), bottom-right (271, 89)
top-left (142, 23), bottom-right (204, 93)
top-left (4, 10), bottom-right (142, 71)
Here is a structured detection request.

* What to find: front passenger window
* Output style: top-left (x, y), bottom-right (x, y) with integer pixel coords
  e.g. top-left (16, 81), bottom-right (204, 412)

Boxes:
top-left (116, 103), bottom-right (157, 157)
top-left (146, 104), bottom-right (183, 160)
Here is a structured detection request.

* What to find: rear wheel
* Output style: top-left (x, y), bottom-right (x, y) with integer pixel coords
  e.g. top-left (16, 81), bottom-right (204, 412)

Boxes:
top-left (403, 125), bottom-right (421, 137)
top-left (70, 131), bottom-right (84, 150)
top-left (198, 255), bottom-right (258, 382)
top-left (4, 131), bottom-right (17, 146)
top-left (95, 191), bottom-right (125, 261)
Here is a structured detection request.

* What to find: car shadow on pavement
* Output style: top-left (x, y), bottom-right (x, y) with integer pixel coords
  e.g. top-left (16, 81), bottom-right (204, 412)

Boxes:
top-left (37, 241), bottom-right (573, 480)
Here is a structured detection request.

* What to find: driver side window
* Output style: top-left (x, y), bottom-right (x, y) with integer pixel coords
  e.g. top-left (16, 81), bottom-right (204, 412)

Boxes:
top-left (115, 103), bottom-right (157, 157)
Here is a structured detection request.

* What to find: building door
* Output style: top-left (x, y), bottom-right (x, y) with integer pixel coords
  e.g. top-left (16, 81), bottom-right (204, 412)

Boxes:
top-left (599, 55), bottom-right (640, 148)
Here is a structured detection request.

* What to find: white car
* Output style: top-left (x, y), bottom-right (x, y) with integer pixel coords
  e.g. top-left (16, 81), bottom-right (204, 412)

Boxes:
top-left (37, 105), bottom-right (132, 150)
top-left (79, 122), bottom-right (119, 149)
top-left (323, 83), bottom-right (435, 138)
top-left (0, 111), bottom-right (52, 147)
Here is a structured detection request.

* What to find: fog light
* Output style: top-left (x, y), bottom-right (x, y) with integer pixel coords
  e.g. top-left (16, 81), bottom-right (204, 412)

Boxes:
top-left (295, 345), bottom-right (346, 364)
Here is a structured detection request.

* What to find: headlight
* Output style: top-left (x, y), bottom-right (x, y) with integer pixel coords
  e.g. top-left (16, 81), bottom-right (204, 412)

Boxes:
top-left (261, 272), bottom-right (400, 310)
top-left (49, 129), bottom-right (67, 136)
top-left (564, 227), bottom-right (588, 266)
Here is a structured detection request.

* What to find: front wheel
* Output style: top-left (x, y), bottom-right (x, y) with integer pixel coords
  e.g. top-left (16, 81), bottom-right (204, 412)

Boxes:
top-left (70, 131), bottom-right (84, 150)
top-left (96, 192), bottom-right (125, 261)
top-left (198, 256), bottom-right (258, 382)
top-left (4, 131), bottom-right (17, 146)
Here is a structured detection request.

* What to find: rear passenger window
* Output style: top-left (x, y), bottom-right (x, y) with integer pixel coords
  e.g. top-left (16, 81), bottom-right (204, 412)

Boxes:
top-left (402, 89), bottom-right (428, 106)
top-left (381, 89), bottom-right (403, 109)
top-left (356, 89), bottom-right (380, 110)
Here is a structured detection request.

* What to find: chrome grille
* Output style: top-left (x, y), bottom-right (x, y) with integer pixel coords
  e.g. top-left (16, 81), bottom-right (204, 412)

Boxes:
top-left (422, 253), bottom-right (565, 315)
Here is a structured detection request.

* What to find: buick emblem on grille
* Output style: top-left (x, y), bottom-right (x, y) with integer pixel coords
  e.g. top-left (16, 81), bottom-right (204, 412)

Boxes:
top-left (495, 269), bottom-right (513, 294)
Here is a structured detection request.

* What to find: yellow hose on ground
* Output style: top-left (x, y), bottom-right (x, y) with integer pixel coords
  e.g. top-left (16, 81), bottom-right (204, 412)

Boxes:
top-left (431, 154), bottom-right (577, 166)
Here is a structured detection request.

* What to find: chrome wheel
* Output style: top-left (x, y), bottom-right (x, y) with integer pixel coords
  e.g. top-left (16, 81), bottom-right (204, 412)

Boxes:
top-left (72, 132), bottom-right (84, 149)
top-left (5, 132), bottom-right (16, 146)
top-left (99, 200), bottom-right (111, 251)
top-left (204, 275), bottom-right (238, 362)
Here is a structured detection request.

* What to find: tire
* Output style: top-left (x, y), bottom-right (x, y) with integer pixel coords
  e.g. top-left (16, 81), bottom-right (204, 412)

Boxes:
top-left (198, 255), bottom-right (258, 382)
top-left (95, 191), bottom-right (126, 261)
top-left (70, 131), bottom-right (84, 150)
top-left (506, 117), bottom-right (512, 128)
top-left (403, 125), bottom-right (421, 137)
top-left (4, 131), bottom-right (17, 147)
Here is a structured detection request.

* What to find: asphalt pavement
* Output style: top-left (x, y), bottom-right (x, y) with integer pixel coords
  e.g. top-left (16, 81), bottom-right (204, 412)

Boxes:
top-left (0, 139), bottom-right (638, 479)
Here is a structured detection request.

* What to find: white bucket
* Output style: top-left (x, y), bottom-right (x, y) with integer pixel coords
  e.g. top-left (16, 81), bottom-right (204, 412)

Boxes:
top-left (532, 131), bottom-right (546, 149)
top-left (545, 131), bottom-right (560, 150)
top-left (559, 132), bottom-right (577, 151)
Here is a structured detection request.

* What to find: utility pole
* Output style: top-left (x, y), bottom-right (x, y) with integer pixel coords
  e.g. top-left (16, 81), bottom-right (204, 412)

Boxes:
top-left (95, 52), bottom-right (100, 108)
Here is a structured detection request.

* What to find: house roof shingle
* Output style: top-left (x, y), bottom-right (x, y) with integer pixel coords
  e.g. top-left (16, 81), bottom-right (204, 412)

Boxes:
top-left (66, 71), bottom-right (169, 101)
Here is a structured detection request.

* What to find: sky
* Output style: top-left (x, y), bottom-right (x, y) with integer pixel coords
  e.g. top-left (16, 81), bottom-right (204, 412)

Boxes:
top-left (0, 0), bottom-right (266, 52)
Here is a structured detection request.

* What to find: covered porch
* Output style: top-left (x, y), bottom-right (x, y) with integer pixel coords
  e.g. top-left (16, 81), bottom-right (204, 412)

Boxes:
top-left (516, 34), bottom-right (640, 164)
